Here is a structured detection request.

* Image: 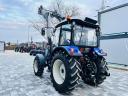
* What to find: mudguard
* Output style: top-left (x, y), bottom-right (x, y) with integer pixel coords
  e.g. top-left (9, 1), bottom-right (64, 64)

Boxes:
top-left (35, 54), bottom-right (46, 65)
top-left (93, 48), bottom-right (107, 56)
top-left (52, 46), bottom-right (82, 56)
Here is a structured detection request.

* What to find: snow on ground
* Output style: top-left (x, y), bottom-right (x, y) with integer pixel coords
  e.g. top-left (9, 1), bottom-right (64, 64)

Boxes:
top-left (0, 50), bottom-right (128, 96)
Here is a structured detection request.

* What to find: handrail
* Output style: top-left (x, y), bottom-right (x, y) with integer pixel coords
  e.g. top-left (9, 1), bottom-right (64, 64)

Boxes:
top-left (101, 32), bottom-right (128, 36)
top-left (100, 32), bottom-right (128, 40)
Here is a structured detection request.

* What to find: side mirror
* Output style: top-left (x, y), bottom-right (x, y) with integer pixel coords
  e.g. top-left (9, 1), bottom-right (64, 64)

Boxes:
top-left (41, 28), bottom-right (45, 36)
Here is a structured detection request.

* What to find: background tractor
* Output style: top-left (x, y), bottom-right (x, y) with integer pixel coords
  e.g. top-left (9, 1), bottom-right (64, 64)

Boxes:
top-left (33, 16), bottom-right (110, 93)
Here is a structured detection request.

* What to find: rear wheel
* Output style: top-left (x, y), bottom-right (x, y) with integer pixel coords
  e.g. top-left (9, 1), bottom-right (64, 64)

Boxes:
top-left (82, 61), bottom-right (97, 86)
top-left (33, 57), bottom-right (44, 77)
top-left (51, 53), bottom-right (80, 93)
top-left (95, 57), bottom-right (109, 85)
top-left (82, 57), bottom-right (108, 86)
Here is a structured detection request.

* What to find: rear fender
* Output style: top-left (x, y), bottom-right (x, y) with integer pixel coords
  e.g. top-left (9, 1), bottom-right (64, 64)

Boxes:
top-left (93, 48), bottom-right (107, 56)
top-left (52, 46), bottom-right (82, 56)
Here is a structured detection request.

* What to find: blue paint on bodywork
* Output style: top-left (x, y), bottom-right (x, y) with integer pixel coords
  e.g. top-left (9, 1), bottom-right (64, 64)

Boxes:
top-left (94, 48), bottom-right (107, 56)
top-left (62, 46), bottom-right (82, 56)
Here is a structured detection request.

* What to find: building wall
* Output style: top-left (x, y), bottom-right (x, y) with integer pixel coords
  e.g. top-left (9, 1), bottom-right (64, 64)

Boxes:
top-left (99, 3), bottom-right (128, 65)
top-left (0, 41), bottom-right (5, 51)
top-left (101, 38), bottom-right (128, 65)
top-left (100, 5), bottom-right (128, 34)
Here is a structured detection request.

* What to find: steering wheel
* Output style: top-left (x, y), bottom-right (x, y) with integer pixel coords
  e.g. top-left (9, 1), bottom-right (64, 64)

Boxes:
top-left (63, 39), bottom-right (70, 45)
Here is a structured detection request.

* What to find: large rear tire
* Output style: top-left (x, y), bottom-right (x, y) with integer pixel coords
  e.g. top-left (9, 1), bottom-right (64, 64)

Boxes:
top-left (82, 57), bottom-right (108, 86)
top-left (33, 57), bottom-right (44, 77)
top-left (95, 57), bottom-right (109, 85)
top-left (51, 53), bottom-right (80, 93)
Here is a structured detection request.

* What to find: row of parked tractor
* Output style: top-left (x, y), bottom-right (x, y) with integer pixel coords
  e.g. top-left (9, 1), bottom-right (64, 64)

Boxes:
top-left (14, 43), bottom-right (45, 56)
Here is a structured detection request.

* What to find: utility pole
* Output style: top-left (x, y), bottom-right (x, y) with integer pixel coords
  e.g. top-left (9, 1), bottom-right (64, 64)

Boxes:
top-left (17, 40), bottom-right (18, 45)
top-left (95, 0), bottom-right (109, 18)
top-left (95, 0), bottom-right (108, 16)
top-left (28, 25), bottom-right (30, 46)
top-left (101, 0), bottom-right (110, 11)
top-left (101, 0), bottom-right (105, 11)
top-left (31, 36), bottom-right (33, 44)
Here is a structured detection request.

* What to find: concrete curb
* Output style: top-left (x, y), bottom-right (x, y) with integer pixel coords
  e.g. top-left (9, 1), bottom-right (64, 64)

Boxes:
top-left (108, 65), bottom-right (128, 71)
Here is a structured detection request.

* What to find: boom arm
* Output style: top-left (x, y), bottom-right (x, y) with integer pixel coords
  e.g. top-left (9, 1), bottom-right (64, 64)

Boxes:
top-left (38, 5), bottom-right (65, 22)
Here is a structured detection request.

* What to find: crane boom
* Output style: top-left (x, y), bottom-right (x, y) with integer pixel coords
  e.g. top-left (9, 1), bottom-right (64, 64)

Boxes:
top-left (38, 5), bottom-right (65, 22)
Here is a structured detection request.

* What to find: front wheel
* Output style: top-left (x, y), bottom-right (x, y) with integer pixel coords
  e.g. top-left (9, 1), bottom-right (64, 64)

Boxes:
top-left (33, 56), bottom-right (44, 77)
top-left (51, 53), bottom-right (80, 93)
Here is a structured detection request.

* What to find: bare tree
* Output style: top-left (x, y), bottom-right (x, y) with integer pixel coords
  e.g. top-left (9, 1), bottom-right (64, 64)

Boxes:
top-left (50, 0), bottom-right (79, 18)
top-left (28, 19), bottom-right (44, 33)
top-left (30, 0), bottom-right (80, 32)
top-left (64, 6), bottom-right (79, 17)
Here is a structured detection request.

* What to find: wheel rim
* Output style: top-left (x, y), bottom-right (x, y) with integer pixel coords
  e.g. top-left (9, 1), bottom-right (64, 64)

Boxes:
top-left (53, 59), bottom-right (66, 84)
top-left (34, 60), bottom-right (38, 73)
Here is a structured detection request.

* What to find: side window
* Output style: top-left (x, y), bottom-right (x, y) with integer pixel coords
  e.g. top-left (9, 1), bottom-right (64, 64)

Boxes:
top-left (60, 24), bottom-right (71, 45)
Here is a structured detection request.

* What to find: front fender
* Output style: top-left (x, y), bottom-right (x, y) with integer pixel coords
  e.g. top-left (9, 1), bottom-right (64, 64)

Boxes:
top-left (93, 48), bottom-right (107, 56)
top-left (35, 54), bottom-right (46, 65)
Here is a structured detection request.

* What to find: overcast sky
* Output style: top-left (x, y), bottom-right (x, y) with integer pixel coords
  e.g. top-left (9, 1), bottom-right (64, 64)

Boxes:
top-left (0, 0), bottom-right (128, 43)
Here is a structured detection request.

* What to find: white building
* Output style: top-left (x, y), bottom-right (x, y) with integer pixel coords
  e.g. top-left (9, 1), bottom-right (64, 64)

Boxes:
top-left (0, 41), bottom-right (5, 52)
top-left (98, 3), bottom-right (128, 65)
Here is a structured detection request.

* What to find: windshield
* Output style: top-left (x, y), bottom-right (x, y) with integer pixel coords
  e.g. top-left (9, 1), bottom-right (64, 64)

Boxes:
top-left (74, 26), bottom-right (97, 47)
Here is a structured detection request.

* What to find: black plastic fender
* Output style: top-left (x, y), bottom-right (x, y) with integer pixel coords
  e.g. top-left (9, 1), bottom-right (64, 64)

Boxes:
top-left (35, 54), bottom-right (46, 66)
top-left (93, 48), bottom-right (107, 56)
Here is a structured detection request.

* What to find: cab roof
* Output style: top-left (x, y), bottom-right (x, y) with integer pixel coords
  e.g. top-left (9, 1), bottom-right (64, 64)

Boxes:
top-left (55, 19), bottom-right (99, 29)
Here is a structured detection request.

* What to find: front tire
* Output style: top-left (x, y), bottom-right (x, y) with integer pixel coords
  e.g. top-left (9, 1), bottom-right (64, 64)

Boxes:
top-left (51, 53), bottom-right (80, 93)
top-left (33, 57), bottom-right (44, 77)
top-left (30, 52), bottom-right (32, 55)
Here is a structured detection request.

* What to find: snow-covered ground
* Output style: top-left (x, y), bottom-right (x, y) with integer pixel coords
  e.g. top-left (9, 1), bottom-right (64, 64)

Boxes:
top-left (0, 50), bottom-right (128, 96)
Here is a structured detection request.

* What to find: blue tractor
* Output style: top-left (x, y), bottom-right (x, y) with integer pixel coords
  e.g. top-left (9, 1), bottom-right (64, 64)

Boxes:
top-left (33, 17), bottom-right (110, 93)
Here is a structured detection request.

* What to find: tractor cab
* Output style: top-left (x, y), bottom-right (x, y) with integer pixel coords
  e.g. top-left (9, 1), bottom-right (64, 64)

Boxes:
top-left (40, 17), bottom-right (100, 56)
top-left (55, 18), bottom-right (100, 48)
